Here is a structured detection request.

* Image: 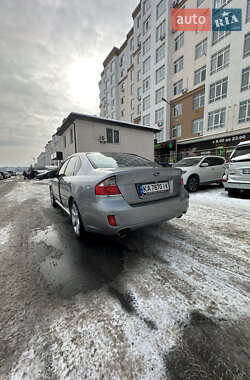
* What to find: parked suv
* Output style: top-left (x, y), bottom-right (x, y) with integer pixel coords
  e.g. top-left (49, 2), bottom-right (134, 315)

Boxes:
top-left (223, 140), bottom-right (250, 196)
top-left (173, 155), bottom-right (226, 192)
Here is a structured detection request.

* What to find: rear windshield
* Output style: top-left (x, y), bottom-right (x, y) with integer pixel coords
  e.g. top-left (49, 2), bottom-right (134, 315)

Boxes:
top-left (231, 146), bottom-right (250, 159)
top-left (173, 158), bottom-right (201, 167)
top-left (87, 152), bottom-right (158, 169)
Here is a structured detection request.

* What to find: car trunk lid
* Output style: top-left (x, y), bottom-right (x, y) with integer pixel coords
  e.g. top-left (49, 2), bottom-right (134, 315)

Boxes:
top-left (100, 167), bottom-right (183, 205)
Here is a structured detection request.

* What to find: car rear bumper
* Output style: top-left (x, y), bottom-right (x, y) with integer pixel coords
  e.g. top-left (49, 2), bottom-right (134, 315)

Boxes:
top-left (80, 190), bottom-right (189, 236)
top-left (223, 179), bottom-right (250, 190)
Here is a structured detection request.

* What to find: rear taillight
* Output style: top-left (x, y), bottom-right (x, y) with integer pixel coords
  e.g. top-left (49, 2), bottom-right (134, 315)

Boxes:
top-left (95, 176), bottom-right (121, 196)
top-left (180, 177), bottom-right (184, 186)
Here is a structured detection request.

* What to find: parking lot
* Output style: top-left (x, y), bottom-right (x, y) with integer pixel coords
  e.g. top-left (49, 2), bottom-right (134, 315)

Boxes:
top-left (0, 177), bottom-right (250, 379)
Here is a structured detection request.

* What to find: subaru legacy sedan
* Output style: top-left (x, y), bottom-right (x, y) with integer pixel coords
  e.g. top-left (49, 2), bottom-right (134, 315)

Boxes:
top-left (49, 152), bottom-right (189, 239)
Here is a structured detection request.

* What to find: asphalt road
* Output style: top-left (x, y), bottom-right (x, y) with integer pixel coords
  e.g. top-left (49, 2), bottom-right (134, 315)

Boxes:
top-left (0, 177), bottom-right (250, 379)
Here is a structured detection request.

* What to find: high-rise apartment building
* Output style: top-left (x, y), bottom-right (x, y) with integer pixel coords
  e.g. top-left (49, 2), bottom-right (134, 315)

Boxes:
top-left (99, 0), bottom-right (250, 160)
top-left (99, 0), bottom-right (172, 144)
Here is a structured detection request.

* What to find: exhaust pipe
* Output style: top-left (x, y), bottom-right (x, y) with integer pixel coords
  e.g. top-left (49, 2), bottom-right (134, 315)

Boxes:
top-left (118, 229), bottom-right (130, 239)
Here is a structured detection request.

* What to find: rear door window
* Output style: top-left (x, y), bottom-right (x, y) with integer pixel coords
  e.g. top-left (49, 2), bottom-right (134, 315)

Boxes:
top-left (64, 156), bottom-right (79, 176)
top-left (58, 160), bottom-right (69, 176)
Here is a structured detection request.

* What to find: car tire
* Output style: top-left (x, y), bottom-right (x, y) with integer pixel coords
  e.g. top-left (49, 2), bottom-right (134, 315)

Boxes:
top-left (186, 175), bottom-right (200, 192)
top-left (50, 187), bottom-right (58, 208)
top-left (70, 201), bottom-right (85, 239)
top-left (228, 188), bottom-right (239, 197)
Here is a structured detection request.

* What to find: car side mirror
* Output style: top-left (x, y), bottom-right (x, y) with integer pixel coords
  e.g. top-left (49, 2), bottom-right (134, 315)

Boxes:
top-left (200, 162), bottom-right (209, 167)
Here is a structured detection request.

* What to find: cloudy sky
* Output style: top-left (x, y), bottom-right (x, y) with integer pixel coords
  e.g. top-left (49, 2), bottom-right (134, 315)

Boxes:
top-left (0, 0), bottom-right (137, 166)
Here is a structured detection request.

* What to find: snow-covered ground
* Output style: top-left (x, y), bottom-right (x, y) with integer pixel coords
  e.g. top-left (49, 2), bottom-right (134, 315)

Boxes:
top-left (1, 180), bottom-right (249, 379)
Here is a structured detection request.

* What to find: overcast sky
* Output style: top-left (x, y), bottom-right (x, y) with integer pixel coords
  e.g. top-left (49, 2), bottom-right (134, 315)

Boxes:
top-left (0, 0), bottom-right (137, 166)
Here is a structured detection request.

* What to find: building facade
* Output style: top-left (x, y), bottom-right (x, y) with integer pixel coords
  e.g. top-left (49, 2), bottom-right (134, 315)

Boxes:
top-left (99, 0), bottom-right (250, 161)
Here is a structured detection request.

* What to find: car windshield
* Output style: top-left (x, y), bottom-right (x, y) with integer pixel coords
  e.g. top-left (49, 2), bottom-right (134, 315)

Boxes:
top-left (173, 158), bottom-right (201, 167)
top-left (87, 152), bottom-right (159, 169)
top-left (231, 146), bottom-right (250, 161)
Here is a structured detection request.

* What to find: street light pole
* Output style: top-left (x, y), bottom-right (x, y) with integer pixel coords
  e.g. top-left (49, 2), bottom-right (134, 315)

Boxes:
top-left (162, 98), bottom-right (177, 163)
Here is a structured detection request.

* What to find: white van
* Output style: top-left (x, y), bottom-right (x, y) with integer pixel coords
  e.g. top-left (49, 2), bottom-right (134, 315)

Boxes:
top-left (223, 140), bottom-right (250, 196)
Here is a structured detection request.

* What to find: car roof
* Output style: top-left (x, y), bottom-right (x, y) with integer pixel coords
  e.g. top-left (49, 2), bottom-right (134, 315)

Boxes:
top-left (238, 140), bottom-right (250, 146)
top-left (182, 155), bottom-right (224, 159)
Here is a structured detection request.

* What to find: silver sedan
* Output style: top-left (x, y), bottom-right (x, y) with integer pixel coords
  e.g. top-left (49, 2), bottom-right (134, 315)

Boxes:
top-left (49, 152), bottom-right (189, 238)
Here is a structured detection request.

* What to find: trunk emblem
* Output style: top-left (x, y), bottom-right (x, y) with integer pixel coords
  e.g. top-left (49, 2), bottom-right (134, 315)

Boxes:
top-left (153, 170), bottom-right (160, 176)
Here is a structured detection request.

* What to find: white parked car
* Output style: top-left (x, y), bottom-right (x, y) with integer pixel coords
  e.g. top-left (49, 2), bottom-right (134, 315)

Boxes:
top-left (223, 140), bottom-right (250, 196)
top-left (173, 155), bottom-right (226, 192)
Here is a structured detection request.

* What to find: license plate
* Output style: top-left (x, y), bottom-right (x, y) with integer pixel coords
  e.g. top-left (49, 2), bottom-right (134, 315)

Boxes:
top-left (242, 169), bottom-right (250, 174)
top-left (138, 181), bottom-right (169, 195)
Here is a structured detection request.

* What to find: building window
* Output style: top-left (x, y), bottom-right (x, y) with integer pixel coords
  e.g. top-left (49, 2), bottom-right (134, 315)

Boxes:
top-left (137, 103), bottom-right (141, 115)
top-left (209, 77), bottom-right (228, 103)
top-left (214, 0), bottom-right (231, 8)
top-left (243, 33), bottom-right (250, 58)
top-left (120, 69), bottom-right (124, 78)
top-left (130, 84), bottom-right (134, 95)
top-left (192, 118), bottom-right (204, 134)
top-left (155, 86), bottom-right (164, 104)
top-left (143, 113), bottom-right (150, 126)
top-left (143, 35), bottom-right (151, 55)
top-left (172, 124), bottom-right (182, 138)
top-left (239, 100), bottom-right (250, 123)
top-left (114, 130), bottom-right (120, 143)
top-left (121, 97), bottom-right (124, 104)
top-left (137, 69), bottom-right (141, 81)
top-left (143, 76), bottom-right (150, 92)
top-left (143, 15), bottom-right (151, 35)
top-left (208, 108), bottom-right (226, 130)
top-left (155, 107), bottom-right (164, 124)
top-left (143, 56), bottom-right (150, 74)
top-left (156, 19), bottom-right (166, 42)
top-left (194, 66), bottom-right (206, 85)
top-left (106, 128), bottom-right (113, 143)
top-left (120, 55), bottom-right (124, 66)
top-left (156, 43), bottom-right (165, 63)
top-left (212, 30), bottom-right (230, 45)
top-left (70, 128), bottom-right (73, 144)
top-left (64, 135), bottom-right (66, 148)
top-left (137, 52), bottom-right (141, 64)
top-left (247, 0), bottom-right (250, 23)
top-left (197, 0), bottom-right (205, 6)
top-left (137, 34), bottom-right (141, 46)
top-left (193, 92), bottom-right (205, 110)
top-left (172, 103), bottom-right (182, 117)
top-left (121, 110), bottom-right (124, 117)
top-left (156, 65), bottom-right (165, 84)
top-left (241, 67), bottom-right (250, 91)
top-left (174, 79), bottom-right (183, 96)
top-left (195, 39), bottom-right (207, 59)
top-left (143, 0), bottom-right (151, 15)
top-left (130, 37), bottom-right (134, 51)
top-left (131, 99), bottom-right (134, 110)
top-left (138, 87), bottom-right (142, 98)
top-left (174, 56), bottom-right (184, 73)
top-left (130, 70), bottom-right (134, 81)
top-left (175, 32), bottom-right (184, 51)
top-left (111, 87), bottom-right (114, 98)
top-left (156, 0), bottom-right (166, 19)
top-left (143, 95), bottom-right (150, 111)
top-left (137, 15), bottom-right (141, 28)
top-left (211, 46), bottom-right (230, 74)
top-left (130, 113), bottom-right (134, 123)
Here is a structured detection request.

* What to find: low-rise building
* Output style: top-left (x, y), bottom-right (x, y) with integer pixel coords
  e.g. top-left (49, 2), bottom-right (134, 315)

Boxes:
top-left (55, 112), bottom-right (159, 161)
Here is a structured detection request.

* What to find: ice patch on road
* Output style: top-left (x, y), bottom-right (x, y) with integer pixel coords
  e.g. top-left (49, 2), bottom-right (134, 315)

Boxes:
top-left (0, 225), bottom-right (11, 246)
top-left (31, 225), bottom-right (64, 251)
top-left (4, 181), bottom-right (50, 206)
